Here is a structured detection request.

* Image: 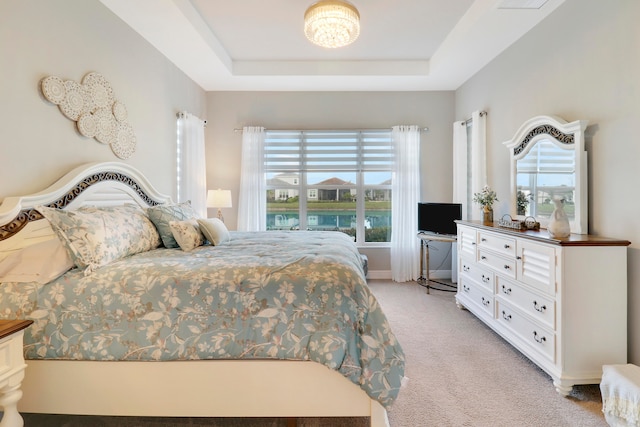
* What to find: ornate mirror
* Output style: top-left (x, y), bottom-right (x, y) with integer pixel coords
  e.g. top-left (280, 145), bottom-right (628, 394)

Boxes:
top-left (503, 115), bottom-right (589, 234)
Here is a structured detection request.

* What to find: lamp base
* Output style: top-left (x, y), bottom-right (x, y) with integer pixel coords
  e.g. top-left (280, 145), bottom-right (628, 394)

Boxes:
top-left (217, 208), bottom-right (224, 223)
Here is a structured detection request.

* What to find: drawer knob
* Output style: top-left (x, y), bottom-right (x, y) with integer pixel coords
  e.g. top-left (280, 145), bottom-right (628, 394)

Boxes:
top-left (482, 275), bottom-right (490, 283)
top-left (533, 331), bottom-right (547, 344)
top-left (504, 265), bottom-right (511, 270)
top-left (482, 297), bottom-right (490, 306)
top-left (501, 311), bottom-right (512, 321)
top-left (463, 265), bottom-right (470, 272)
top-left (533, 301), bottom-right (547, 313)
top-left (504, 244), bottom-right (510, 249)
top-left (501, 285), bottom-right (512, 295)
top-left (463, 284), bottom-right (470, 293)
top-left (481, 256), bottom-right (487, 260)
top-left (481, 238), bottom-right (487, 242)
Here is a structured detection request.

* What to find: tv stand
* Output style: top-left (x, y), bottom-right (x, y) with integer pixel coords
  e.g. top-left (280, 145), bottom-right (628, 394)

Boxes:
top-left (417, 233), bottom-right (457, 294)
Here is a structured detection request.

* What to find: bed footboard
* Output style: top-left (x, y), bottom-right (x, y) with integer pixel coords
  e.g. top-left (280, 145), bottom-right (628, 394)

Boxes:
top-left (19, 360), bottom-right (389, 427)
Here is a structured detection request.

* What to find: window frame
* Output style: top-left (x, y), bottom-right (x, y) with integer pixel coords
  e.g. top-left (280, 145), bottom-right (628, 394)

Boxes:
top-left (265, 130), bottom-right (393, 247)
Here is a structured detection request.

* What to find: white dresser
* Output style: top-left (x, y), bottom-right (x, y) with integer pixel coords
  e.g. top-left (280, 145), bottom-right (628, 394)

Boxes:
top-left (0, 320), bottom-right (32, 427)
top-left (456, 220), bottom-right (630, 395)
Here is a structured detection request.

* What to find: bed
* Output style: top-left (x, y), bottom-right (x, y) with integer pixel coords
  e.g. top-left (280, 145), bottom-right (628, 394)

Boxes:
top-left (0, 161), bottom-right (404, 427)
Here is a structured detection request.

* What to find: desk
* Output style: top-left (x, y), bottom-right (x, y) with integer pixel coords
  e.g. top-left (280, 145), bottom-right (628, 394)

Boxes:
top-left (417, 232), bottom-right (457, 294)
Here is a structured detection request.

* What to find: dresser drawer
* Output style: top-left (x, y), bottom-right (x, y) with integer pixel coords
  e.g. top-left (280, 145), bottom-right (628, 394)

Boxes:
top-left (458, 278), bottom-right (494, 318)
top-left (496, 276), bottom-right (556, 330)
top-left (477, 231), bottom-right (516, 257)
top-left (460, 257), bottom-right (494, 292)
top-left (496, 301), bottom-right (555, 363)
top-left (478, 248), bottom-right (516, 279)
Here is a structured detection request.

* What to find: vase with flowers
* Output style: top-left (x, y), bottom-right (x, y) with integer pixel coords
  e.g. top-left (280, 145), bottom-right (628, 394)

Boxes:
top-left (473, 185), bottom-right (498, 223)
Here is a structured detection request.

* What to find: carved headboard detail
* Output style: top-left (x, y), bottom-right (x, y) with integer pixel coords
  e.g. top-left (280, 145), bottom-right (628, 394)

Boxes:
top-left (0, 162), bottom-right (172, 244)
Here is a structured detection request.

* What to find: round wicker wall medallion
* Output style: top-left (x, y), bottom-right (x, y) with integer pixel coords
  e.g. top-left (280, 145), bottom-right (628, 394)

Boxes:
top-left (94, 107), bottom-right (116, 145)
top-left (41, 72), bottom-right (136, 158)
top-left (82, 72), bottom-right (114, 111)
top-left (41, 76), bottom-right (66, 104)
top-left (112, 100), bottom-right (127, 122)
top-left (111, 122), bottom-right (136, 159)
top-left (59, 81), bottom-right (87, 121)
top-left (77, 112), bottom-right (97, 138)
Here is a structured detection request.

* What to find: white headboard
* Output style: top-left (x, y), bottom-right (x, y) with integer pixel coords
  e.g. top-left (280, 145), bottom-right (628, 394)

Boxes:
top-left (0, 161), bottom-right (172, 255)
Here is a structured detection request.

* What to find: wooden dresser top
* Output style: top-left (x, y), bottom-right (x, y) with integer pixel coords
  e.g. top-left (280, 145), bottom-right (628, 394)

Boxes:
top-left (0, 320), bottom-right (33, 340)
top-left (457, 220), bottom-right (631, 247)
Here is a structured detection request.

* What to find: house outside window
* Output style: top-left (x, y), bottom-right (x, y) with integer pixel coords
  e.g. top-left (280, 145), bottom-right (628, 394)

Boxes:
top-left (265, 130), bottom-right (393, 245)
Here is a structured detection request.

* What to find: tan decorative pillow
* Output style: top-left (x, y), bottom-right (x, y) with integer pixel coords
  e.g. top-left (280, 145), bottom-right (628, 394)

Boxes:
top-left (169, 220), bottom-right (205, 251)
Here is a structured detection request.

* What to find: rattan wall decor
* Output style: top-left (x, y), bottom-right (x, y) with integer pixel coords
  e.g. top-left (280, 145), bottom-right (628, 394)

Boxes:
top-left (40, 72), bottom-right (136, 159)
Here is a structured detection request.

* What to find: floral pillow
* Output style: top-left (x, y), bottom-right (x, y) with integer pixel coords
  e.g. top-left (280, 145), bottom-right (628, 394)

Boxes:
top-left (169, 220), bottom-right (205, 251)
top-left (37, 204), bottom-right (161, 275)
top-left (146, 202), bottom-right (198, 248)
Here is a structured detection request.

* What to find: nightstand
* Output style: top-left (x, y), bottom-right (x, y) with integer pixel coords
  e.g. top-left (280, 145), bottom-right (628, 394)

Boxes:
top-left (0, 320), bottom-right (33, 427)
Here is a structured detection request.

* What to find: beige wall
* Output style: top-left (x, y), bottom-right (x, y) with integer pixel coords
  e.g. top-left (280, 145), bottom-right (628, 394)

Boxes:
top-left (455, 0), bottom-right (640, 362)
top-left (0, 0), bottom-right (206, 200)
top-left (206, 91), bottom-right (455, 272)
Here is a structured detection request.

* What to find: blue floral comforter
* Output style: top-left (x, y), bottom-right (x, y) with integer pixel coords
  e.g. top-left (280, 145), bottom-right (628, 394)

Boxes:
top-left (0, 231), bottom-right (404, 408)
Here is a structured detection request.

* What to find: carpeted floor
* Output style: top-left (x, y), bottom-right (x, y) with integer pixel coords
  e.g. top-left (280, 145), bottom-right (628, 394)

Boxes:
top-left (19, 279), bottom-right (608, 427)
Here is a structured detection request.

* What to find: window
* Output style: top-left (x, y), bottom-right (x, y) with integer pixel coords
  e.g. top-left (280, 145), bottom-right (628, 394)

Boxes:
top-left (265, 130), bottom-right (393, 245)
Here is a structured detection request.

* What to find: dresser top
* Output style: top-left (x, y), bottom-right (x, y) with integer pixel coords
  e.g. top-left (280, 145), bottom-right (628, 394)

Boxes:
top-left (0, 319), bottom-right (33, 340)
top-left (456, 220), bottom-right (631, 247)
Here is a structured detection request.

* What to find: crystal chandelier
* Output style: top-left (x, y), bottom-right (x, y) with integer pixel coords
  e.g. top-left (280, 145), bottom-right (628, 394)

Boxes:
top-left (304, 0), bottom-right (360, 49)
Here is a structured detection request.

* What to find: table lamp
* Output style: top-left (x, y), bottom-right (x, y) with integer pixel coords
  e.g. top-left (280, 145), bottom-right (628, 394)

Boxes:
top-left (207, 189), bottom-right (232, 222)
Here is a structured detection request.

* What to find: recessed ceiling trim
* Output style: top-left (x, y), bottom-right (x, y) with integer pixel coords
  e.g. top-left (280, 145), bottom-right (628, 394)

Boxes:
top-left (100, 0), bottom-right (566, 91)
top-left (233, 60), bottom-right (430, 76)
top-left (497, 0), bottom-right (549, 9)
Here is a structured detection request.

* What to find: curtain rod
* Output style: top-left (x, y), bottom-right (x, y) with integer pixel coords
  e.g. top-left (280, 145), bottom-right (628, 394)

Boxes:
top-left (461, 110), bottom-right (487, 125)
top-left (176, 111), bottom-right (207, 126)
top-left (233, 127), bottom-right (429, 133)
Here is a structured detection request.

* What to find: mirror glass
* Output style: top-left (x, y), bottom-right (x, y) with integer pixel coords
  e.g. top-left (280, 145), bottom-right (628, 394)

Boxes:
top-left (504, 116), bottom-right (588, 234)
top-left (516, 139), bottom-right (576, 222)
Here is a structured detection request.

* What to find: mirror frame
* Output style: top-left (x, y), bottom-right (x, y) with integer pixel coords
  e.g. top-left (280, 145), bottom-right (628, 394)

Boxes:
top-left (503, 115), bottom-right (589, 234)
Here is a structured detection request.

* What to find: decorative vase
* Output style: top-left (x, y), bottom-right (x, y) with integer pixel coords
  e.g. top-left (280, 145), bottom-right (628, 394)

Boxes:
top-left (547, 197), bottom-right (570, 238)
top-left (482, 206), bottom-right (493, 223)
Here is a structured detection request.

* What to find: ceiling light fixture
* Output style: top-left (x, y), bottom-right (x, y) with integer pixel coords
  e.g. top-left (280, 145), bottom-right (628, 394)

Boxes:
top-left (304, 0), bottom-right (360, 49)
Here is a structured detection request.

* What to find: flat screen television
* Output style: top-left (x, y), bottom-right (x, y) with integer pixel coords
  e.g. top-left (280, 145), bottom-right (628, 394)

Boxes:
top-left (418, 202), bottom-right (462, 236)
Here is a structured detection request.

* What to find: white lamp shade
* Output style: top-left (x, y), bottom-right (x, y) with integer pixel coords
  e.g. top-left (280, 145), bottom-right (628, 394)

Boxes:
top-left (207, 189), bottom-right (232, 208)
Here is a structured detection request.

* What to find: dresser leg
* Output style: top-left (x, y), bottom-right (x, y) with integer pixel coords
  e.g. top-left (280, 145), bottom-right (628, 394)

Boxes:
top-left (0, 385), bottom-right (24, 427)
top-left (553, 380), bottom-right (573, 397)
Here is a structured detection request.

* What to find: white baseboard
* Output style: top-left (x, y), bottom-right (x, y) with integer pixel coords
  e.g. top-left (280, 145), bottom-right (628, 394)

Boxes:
top-left (368, 270), bottom-right (391, 280)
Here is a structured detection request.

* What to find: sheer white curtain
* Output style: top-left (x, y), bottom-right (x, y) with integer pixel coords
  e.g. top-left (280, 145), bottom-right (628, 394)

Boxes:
top-left (237, 126), bottom-right (266, 231)
top-left (452, 120), bottom-right (468, 219)
top-left (470, 111), bottom-right (487, 221)
top-left (391, 125), bottom-right (421, 282)
top-left (177, 111), bottom-right (207, 217)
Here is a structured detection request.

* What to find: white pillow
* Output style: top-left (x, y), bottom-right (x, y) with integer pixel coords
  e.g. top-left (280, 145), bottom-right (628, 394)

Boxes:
top-left (197, 218), bottom-right (230, 246)
top-left (169, 220), bottom-right (205, 251)
top-left (0, 238), bottom-right (74, 284)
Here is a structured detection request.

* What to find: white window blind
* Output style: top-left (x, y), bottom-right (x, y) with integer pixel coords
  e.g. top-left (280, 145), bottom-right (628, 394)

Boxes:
top-left (265, 130), bottom-right (394, 172)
